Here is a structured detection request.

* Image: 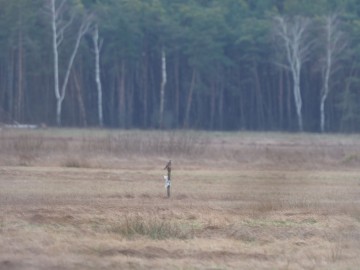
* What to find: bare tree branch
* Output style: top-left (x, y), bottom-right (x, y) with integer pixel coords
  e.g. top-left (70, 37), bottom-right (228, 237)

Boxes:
top-left (59, 14), bottom-right (93, 101)
top-left (55, 0), bottom-right (67, 20)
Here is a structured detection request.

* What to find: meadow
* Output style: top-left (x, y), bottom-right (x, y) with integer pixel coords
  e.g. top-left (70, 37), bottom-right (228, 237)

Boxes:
top-left (0, 129), bottom-right (360, 269)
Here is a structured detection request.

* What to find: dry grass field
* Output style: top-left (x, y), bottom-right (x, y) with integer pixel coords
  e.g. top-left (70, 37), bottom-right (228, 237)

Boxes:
top-left (0, 129), bottom-right (360, 269)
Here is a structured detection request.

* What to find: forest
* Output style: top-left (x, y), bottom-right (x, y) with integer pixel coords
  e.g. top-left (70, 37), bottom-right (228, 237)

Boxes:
top-left (1, 0), bottom-right (360, 132)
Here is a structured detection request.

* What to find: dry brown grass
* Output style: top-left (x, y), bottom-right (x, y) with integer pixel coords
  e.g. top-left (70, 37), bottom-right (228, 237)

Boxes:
top-left (0, 129), bottom-right (360, 269)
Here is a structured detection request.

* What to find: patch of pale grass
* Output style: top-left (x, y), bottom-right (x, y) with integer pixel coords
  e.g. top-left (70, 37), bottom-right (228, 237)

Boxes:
top-left (2, 133), bottom-right (45, 166)
top-left (79, 130), bottom-right (209, 158)
top-left (109, 215), bottom-right (195, 240)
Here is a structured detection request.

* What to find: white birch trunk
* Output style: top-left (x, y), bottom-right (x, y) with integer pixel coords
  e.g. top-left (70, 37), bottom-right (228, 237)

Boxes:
top-left (184, 69), bottom-right (196, 128)
top-left (320, 93), bottom-right (327, 132)
top-left (320, 15), bottom-right (345, 133)
top-left (51, 0), bottom-right (60, 103)
top-left (56, 98), bottom-right (62, 126)
top-left (275, 16), bottom-right (311, 132)
top-left (159, 47), bottom-right (167, 128)
top-left (321, 38), bottom-right (331, 133)
top-left (50, 0), bottom-right (91, 126)
top-left (293, 75), bottom-right (303, 131)
top-left (92, 24), bottom-right (103, 127)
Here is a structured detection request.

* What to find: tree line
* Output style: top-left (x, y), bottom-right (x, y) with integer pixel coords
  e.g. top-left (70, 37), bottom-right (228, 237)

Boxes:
top-left (1, 0), bottom-right (360, 132)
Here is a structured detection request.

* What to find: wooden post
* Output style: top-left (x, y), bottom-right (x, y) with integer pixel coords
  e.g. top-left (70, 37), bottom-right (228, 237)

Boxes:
top-left (164, 160), bottom-right (171, 198)
top-left (167, 166), bottom-right (171, 198)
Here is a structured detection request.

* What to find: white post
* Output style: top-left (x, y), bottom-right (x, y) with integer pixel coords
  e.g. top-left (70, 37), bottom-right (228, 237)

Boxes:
top-left (164, 160), bottom-right (171, 198)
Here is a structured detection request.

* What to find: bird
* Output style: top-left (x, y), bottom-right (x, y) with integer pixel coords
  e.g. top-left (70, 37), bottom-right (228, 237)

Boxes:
top-left (164, 160), bottom-right (171, 170)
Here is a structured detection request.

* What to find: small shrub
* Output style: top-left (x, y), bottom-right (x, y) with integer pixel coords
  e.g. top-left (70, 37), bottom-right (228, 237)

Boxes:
top-left (110, 215), bottom-right (194, 240)
top-left (254, 198), bottom-right (284, 213)
top-left (342, 153), bottom-right (360, 165)
top-left (124, 193), bottom-right (135, 199)
top-left (62, 156), bottom-right (91, 168)
top-left (10, 134), bottom-right (44, 165)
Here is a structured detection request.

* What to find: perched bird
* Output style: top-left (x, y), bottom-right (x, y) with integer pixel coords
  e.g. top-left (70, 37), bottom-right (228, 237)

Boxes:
top-left (164, 160), bottom-right (171, 170)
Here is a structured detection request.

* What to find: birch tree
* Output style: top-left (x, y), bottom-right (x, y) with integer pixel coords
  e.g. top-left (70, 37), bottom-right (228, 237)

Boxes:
top-left (48, 0), bottom-right (92, 126)
top-left (274, 16), bottom-right (312, 131)
top-left (92, 23), bottom-right (104, 127)
top-left (159, 46), bottom-right (167, 128)
top-left (319, 14), bottom-right (345, 132)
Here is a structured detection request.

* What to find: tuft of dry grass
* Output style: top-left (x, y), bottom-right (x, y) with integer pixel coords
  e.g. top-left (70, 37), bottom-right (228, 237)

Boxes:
top-left (61, 155), bottom-right (92, 168)
top-left (109, 215), bottom-right (194, 240)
